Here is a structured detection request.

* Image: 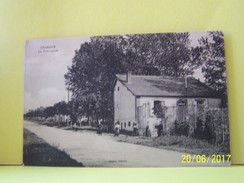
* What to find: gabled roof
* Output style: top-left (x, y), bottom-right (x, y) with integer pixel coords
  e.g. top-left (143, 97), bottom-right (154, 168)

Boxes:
top-left (115, 74), bottom-right (221, 98)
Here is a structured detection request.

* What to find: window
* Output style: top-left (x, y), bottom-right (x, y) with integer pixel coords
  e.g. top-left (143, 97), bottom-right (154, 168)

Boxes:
top-left (176, 99), bottom-right (187, 121)
top-left (154, 100), bottom-right (162, 112)
top-left (128, 121), bottom-right (131, 127)
top-left (117, 86), bottom-right (119, 91)
top-left (177, 99), bottom-right (187, 106)
top-left (195, 99), bottom-right (205, 118)
top-left (153, 100), bottom-right (165, 118)
top-left (124, 122), bottom-right (126, 128)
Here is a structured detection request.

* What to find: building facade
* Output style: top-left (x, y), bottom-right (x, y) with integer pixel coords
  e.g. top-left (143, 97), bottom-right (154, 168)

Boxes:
top-left (114, 73), bottom-right (222, 137)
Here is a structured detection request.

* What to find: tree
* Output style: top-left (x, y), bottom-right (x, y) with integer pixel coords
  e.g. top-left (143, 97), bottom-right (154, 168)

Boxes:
top-left (64, 33), bottom-right (193, 124)
top-left (194, 31), bottom-right (227, 95)
top-left (64, 38), bottom-right (125, 123)
top-left (125, 33), bottom-right (192, 76)
top-left (44, 106), bottom-right (56, 117)
top-left (53, 101), bottom-right (69, 115)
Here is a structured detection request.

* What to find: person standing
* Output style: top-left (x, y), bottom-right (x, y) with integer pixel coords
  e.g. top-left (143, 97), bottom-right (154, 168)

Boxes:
top-left (133, 122), bottom-right (138, 136)
top-left (145, 121), bottom-right (151, 137)
top-left (97, 123), bottom-right (103, 135)
top-left (157, 122), bottom-right (163, 137)
top-left (114, 121), bottom-right (120, 136)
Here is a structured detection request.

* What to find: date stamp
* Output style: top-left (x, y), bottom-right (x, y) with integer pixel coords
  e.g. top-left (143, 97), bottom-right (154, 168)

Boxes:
top-left (181, 154), bottom-right (231, 164)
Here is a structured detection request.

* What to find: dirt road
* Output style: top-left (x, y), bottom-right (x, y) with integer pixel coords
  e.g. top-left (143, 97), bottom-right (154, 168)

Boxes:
top-left (24, 121), bottom-right (226, 167)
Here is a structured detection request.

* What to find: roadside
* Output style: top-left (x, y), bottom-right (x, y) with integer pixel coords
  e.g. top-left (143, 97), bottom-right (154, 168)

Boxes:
top-left (116, 135), bottom-right (230, 155)
top-left (23, 129), bottom-right (83, 167)
top-left (24, 120), bottom-right (230, 166)
top-left (31, 120), bottom-right (230, 155)
top-left (24, 120), bottom-right (185, 167)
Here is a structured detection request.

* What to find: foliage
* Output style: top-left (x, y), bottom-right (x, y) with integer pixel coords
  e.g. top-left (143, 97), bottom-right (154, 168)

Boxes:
top-left (172, 120), bottom-right (190, 136)
top-left (192, 31), bottom-right (227, 104)
top-left (53, 101), bottom-right (70, 115)
top-left (117, 135), bottom-right (230, 155)
top-left (24, 101), bottom-right (70, 118)
top-left (193, 117), bottom-right (205, 139)
top-left (203, 113), bottom-right (216, 143)
top-left (125, 33), bottom-right (192, 76)
top-left (64, 33), bottom-right (193, 123)
top-left (194, 111), bottom-right (216, 143)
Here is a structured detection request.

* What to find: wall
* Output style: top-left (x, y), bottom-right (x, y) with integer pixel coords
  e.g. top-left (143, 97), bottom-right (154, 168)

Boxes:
top-left (136, 97), bottom-right (222, 137)
top-left (114, 80), bottom-right (136, 131)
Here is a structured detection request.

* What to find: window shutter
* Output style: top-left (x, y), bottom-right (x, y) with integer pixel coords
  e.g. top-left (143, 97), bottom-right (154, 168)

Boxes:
top-left (150, 101), bottom-right (154, 116)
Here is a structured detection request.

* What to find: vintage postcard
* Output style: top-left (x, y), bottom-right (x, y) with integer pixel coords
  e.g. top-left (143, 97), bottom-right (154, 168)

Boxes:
top-left (24, 32), bottom-right (231, 167)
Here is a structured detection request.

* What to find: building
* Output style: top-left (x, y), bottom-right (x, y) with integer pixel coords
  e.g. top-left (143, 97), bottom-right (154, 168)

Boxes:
top-left (113, 73), bottom-right (222, 137)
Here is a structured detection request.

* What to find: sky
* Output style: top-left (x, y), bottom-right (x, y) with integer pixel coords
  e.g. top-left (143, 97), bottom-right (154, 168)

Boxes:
top-left (189, 31), bottom-right (209, 47)
top-left (24, 36), bottom-right (90, 112)
top-left (24, 32), bottom-right (210, 113)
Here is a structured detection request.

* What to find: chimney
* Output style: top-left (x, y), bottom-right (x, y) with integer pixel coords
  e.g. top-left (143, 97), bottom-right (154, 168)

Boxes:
top-left (185, 76), bottom-right (188, 90)
top-left (126, 71), bottom-right (132, 83)
top-left (185, 75), bottom-right (191, 91)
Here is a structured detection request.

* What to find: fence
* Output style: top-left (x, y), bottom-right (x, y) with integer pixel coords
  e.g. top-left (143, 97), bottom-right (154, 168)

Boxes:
top-left (161, 104), bottom-right (229, 144)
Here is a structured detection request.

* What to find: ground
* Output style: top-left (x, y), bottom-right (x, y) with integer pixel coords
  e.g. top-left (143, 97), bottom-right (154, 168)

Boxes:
top-left (24, 129), bottom-right (83, 166)
top-left (24, 120), bottom-right (230, 167)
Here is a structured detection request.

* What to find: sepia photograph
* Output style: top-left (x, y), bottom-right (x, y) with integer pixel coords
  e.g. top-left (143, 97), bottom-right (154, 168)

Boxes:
top-left (24, 31), bottom-right (230, 167)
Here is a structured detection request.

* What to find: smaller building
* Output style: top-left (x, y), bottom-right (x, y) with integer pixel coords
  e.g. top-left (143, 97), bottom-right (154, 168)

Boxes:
top-left (114, 73), bottom-right (222, 137)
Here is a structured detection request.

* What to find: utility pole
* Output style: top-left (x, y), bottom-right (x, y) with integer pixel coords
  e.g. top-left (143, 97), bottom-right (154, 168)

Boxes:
top-left (68, 87), bottom-right (70, 103)
top-left (67, 86), bottom-right (71, 127)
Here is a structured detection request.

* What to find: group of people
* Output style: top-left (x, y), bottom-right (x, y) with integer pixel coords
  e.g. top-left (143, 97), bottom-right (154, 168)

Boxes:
top-left (98, 120), bottom-right (164, 137)
top-left (114, 121), bottom-right (139, 136)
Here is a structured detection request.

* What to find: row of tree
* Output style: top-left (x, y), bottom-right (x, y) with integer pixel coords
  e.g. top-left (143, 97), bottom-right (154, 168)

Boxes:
top-left (24, 101), bottom-right (69, 118)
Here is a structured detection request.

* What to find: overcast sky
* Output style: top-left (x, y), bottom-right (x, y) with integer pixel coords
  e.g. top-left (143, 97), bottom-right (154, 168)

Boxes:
top-left (24, 36), bottom-right (90, 112)
top-left (24, 32), bottom-right (209, 112)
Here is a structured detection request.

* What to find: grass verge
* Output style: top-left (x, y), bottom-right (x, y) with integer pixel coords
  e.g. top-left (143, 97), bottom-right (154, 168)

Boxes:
top-left (23, 129), bottom-right (84, 167)
top-left (116, 135), bottom-right (230, 155)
